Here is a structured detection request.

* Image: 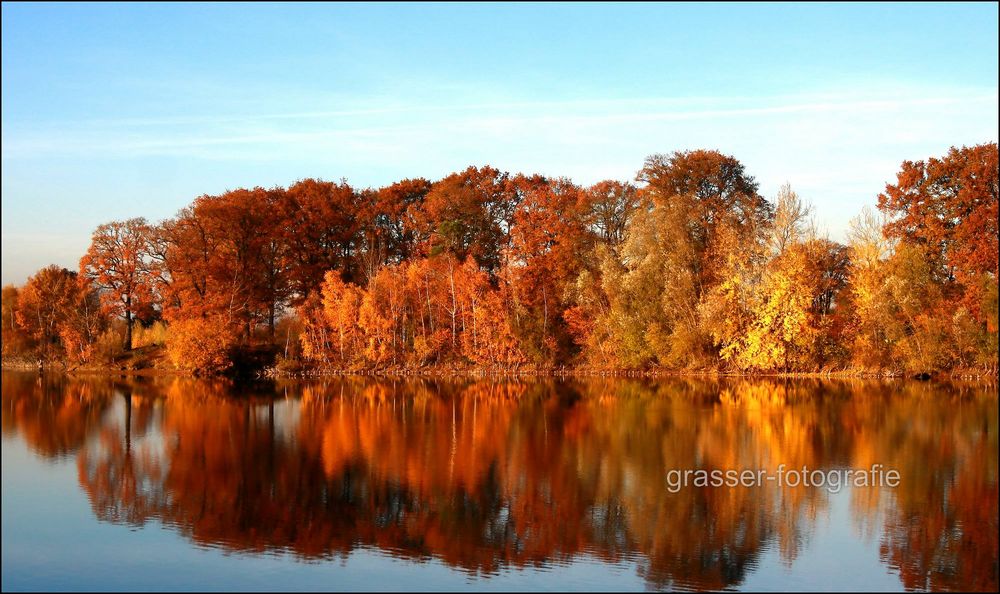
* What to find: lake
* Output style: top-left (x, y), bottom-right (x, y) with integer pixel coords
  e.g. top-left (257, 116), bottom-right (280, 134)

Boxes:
top-left (1, 372), bottom-right (996, 591)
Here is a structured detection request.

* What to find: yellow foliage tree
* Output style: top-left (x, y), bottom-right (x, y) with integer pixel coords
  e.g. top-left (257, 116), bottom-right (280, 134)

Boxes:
top-left (722, 244), bottom-right (819, 371)
top-left (320, 271), bottom-right (361, 363)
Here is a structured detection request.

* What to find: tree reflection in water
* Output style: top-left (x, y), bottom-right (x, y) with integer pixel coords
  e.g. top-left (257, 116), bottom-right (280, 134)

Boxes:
top-left (2, 373), bottom-right (996, 591)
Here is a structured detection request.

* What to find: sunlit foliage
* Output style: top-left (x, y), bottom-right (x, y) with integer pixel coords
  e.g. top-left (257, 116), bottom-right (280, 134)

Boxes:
top-left (4, 143), bottom-right (996, 375)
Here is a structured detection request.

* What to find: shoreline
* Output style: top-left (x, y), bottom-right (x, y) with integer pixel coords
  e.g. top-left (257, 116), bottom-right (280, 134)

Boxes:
top-left (261, 367), bottom-right (998, 381)
top-left (0, 361), bottom-right (187, 378)
top-left (4, 361), bottom-right (997, 381)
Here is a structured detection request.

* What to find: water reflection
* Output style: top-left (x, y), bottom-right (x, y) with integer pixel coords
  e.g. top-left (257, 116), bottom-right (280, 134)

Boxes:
top-left (2, 373), bottom-right (996, 591)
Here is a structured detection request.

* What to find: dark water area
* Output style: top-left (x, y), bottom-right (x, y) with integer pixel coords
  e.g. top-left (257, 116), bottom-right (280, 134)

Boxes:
top-left (1, 372), bottom-right (997, 591)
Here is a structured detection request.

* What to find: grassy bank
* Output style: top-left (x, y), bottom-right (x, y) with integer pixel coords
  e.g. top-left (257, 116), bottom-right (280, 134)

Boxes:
top-left (259, 362), bottom-right (999, 381)
top-left (6, 352), bottom-right (996, 382)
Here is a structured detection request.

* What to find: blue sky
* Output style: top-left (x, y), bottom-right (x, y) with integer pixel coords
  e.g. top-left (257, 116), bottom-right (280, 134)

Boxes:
top-left (2, 2), bottom-right (997, 285)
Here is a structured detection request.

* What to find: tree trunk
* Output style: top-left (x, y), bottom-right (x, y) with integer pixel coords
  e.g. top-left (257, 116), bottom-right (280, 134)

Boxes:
top-left (125, 304), bottom-right (133, 351)
top-left (269, 303), bottom-right (276, 341)
top-left (449, 259), bottom-right (457, 349)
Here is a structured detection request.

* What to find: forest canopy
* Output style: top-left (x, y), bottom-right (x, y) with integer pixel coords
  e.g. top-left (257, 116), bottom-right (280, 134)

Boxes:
top-left (2, 144), bottom-right (997, 375)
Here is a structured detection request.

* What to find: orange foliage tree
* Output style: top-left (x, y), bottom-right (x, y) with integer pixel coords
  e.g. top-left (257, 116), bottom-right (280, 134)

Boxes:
top-left (279, 178), bottom-right (361, 296)
top-left (79, 218), bottom-right (156, 351)
top-left (2, 285), bottom-right (33, 358)
top-left (15, 266), bottom-right (105, 362)
top-left (414, 166), bottom-right (522, 275)
top-left (320, 271), bottom-right (361, 363)
top-left (507, 177), bottom-right (590, 362)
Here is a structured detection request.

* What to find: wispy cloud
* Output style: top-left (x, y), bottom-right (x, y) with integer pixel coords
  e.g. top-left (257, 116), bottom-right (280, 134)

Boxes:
top-left (3, 90), bottom-right (996, 160)
top-left (2, 86), bottom-right (996, 283)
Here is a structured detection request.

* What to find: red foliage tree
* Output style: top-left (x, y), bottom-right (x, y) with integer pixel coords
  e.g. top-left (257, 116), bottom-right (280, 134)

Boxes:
top-left (878, 142), bottom-right (998, 320)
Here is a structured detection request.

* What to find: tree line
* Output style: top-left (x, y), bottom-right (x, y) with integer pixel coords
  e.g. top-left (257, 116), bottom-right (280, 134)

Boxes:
top-left (2, 143), bottom-right (996, 375)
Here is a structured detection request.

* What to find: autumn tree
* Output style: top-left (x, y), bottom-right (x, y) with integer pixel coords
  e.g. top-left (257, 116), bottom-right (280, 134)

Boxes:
top-left (809, 238), bottom-right (850, 318)
top-left (400, 254), bottom-right (479, 365)
top-left (414, 166), bottom-right (523, 276)
top-left (564, 242), bottom-right (643, 367)
top-left (867, 143), bottom-right (999, 371)
top-left (842, 208), bottom-right (956, 372)
top-left (15, 266), bottom-right (103, 362)
top-left (58, 279), bottom-right (106, 364)
top-left (200, 188), bottom-right (275, 338)
top-left (701, 220), bottom-right (768, 369)
top-left (582, 180), bottom-right (643, 246)
top-left (878, 142), bottom-right (998, 320)
top-left (639, 149), bottom-right (773, 289)
top-left (403, 256), bottom-right (449, 363)
top-left (843, 208), bottom-right (898, 369)
top-left (506, 177), bottom-right (590, 362)
top-left (278, 179), bottom-right (361, 298)
top-left (721, 242), bottom-right (822, 371)
top-left (581, 208), bottom-right (674, 367)
top-left (80, 218), bottom-right (156, 350)
top-left (297, 292), bottom-right (330, 364)
top-left (157, 188), bottom-right (286, 340)
top-left (155, 207), bottom-right (218, 322)
top-left (356, 178), bottom-right (432, 283)
top-left (320, 271), bottom-right (361, 363)
top-left (358, 264), bottom-right (408, 364)
top-left (883, 242), bottom-right (953, 372)
top-left (769, 184), bottom-right (812, 257)
top-left (705, 185), bottom-right (849, 371)
top-left (257, 187), bottom-right (294, 338)
top-left (1, 285), bottom-right (33, 358)
top-left (573, 150), bottom-right (773, 368)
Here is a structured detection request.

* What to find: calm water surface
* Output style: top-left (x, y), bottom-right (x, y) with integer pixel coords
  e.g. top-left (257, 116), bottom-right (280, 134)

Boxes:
top-left (1, 372), bottom-right (996, 591)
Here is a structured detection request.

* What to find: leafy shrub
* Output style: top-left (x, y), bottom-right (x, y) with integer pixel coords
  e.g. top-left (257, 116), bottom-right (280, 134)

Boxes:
top-left (133, 320), bottom-right (167, 348)
top-left (92, 327), bottom-right (125, 365)
top-left (273, 354), bottom-right (302, 374)
top-left (165, 316), bottom-right (235, 375)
